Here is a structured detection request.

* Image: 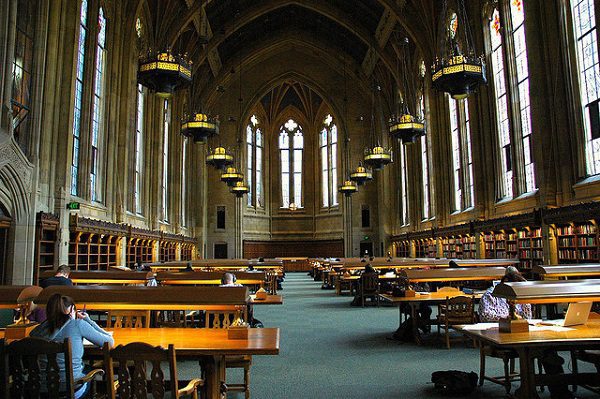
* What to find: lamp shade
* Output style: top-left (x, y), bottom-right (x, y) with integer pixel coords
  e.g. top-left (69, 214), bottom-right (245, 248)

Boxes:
top-left (138, 51), bottom-right (191, 96)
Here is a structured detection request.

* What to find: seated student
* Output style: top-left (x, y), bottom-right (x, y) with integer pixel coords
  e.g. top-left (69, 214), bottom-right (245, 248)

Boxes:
top-left (478, 266), bottom-right (532, 322)
top-left (31, 293), bottom-right (113, 398)
top-left (184, 261), bottom-right (194, 272)
top-left (220, 272), bottom-right (242, 287)
top-left (41, 264), bottom-right (73, 288)
top-left (479, 267), bottom-right (574, 399)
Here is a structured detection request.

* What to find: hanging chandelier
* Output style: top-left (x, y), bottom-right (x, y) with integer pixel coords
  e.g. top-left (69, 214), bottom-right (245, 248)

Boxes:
top-left (206, 146), bottom-right (234, 169)
top-left (364, 84), bottom-right (393, 171)
top-left (431, 0), bottom-right (486, 99)
top-left (181, 113), bottom-right (219, 143)
top-left (230, 180), bottom-right (250, 197)
top-left (364, 145), bottom-right (393, 171)
top-left (221, 166), bottom-right (244, 186)
top-left (389, 113), bottom-right (424, 144)
top-left (338, 179), bottom-right (358, 196)
top-left (138, 49), bottom-right (192, 96)
top-left (349, 162), bottom-right (373, 185)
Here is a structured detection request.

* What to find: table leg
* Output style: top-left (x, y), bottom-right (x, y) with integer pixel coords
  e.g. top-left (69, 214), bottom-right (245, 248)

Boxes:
top-left (410, 302), bottom-right (423, 345)
top-left (514, 346), bottom-right (540, 399)
top-left (200, 355), bottom-right (227, 399)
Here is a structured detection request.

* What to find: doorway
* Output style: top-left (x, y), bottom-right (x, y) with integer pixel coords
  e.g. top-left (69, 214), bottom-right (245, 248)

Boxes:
top-left (214, 243), bottom-right (228, 259)
top-left (359, 242), bottom-right (373, 258)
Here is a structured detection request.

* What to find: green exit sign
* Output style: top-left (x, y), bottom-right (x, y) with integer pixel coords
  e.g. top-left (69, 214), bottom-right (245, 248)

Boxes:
top-left (66, 202), bottom-right (80, 210)
top-left (363, 236), bottom-right (369, 240)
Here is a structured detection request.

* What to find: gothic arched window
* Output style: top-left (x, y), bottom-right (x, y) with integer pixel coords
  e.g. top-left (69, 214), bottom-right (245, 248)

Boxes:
top-left (279, 119), bottom-right (303, 208)
top-left (246, 115), bottom-right (264, 207)
top-left (320, 114), bottom-right (338, 208)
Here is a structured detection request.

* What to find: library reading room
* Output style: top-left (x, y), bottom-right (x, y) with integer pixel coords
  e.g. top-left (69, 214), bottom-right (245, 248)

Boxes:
top-left (2, 0), bottom-right (600, 398)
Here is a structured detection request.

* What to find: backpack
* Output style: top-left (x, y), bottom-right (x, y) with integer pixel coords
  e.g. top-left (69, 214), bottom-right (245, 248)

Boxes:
top-left (431, 370), bottom-right (478, 395)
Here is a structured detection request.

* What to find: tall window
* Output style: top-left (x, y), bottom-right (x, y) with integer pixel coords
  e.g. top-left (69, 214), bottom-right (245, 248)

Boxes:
top-left (134, 84), bottom-right (144, 214)
top-left (162, 99), bottom-right (170, 222)
top-left (246, 115), bottom-right (263, 207)
top-left (489, 4), bottom-right (536, 197)
top-left (279, 119), bottom-right (303, 208)
top-left (571, 0), bottom-right (600, 175)
top-left (90, 8), bottom-right (106, 202)
top-left (11, 0), bottom-right (36, 154)
top-left (181, 137), bottom-right (187, 227)
top-left (320, 114), bottom-right (338, 208)
top-left (71, 0), bottom-right (88, 196)
top-left (399, 144), bottom-right (409, 225)
top-left (449, 97), bottom-right (474, 212)
top-left (418, 94), bottom-right (432, 220)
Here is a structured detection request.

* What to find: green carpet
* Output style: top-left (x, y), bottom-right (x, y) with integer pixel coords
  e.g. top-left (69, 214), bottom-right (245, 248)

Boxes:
top-left (186, 273), bottom-right (599, 398)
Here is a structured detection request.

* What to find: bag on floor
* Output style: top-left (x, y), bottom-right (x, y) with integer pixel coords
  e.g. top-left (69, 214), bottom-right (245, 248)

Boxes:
top-left (431, 370), bottom-right (477, 395)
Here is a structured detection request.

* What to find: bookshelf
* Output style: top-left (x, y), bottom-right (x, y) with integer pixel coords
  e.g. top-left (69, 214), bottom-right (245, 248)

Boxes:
top-left (395, 241), bottom-right (410, 257)
top-left (415, 240), bottom-right (427, 258)
top-left (517, 227), bottom-right (544, 271)
top-left (483, 231), bottom-right (506, 259)
top-left (442, 236), bottom-right (461, 258)
top-left (427, 239), bottom-right (438, 258)
top-left (555, 222), bottom-right (598, 264)
top-left (68, 232), bottom-right (117, 271)
top-left (160, 241), bottom-right (177, 262)
top-left (461, 235), bottom-right (476, 259)
top-left (126, 238), bottom-right (154, 268)
top-left (34, 212), bottom-right (59, 284)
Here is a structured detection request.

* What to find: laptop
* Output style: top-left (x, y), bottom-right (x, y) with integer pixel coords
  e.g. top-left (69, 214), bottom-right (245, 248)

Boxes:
top-left (540, 302), bottom-right (593, 327)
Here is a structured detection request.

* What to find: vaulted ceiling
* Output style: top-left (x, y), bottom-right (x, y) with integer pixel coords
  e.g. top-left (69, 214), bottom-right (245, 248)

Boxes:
top-left (135, 0), bottom-right (440, 108)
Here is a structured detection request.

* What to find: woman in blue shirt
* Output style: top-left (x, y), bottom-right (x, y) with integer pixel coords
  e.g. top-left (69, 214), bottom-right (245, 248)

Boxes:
top-left (31, 293), bottom-right (114, 398)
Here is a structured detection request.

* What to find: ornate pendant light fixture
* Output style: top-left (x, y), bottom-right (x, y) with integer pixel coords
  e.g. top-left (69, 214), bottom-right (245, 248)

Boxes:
top-left (364, 84), bottom-right (393, 171)
top-left (431, 0), bottom-right (486, 99)
top-left (349, 162), bottom-right (373, 185)
top-left (206, 146), bottom-right (234, 169)
top-left (138, 49), bottom-right (192, 97)
top-left (230, 180), bottom-right (250, 197)
top-left (339, 179), bottom-right (358, 196)
top-left (181, 112), bottom-right (219, 143)
top-left (389, 36), bottom-right (425, 144)
top-left (221, 166), bottom-right (244, 186)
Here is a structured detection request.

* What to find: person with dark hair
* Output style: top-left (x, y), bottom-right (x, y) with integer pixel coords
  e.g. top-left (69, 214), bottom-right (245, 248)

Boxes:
top-left (448, 260), bottom-right (460, 268)
top-left (184, 261), bottom-right (194, 272)
top-left (30, 293), bottom-right (113, 398)
top-left (479, 267), bottom-right (532, 322)
top-left (41, 265), bottom-right (73, 288)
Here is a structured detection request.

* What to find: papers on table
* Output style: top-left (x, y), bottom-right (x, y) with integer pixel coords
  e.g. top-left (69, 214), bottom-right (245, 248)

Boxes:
top-left (461, 323), bottom-right (499, 331)
top-left (528, 325), bottom-right (575, 332)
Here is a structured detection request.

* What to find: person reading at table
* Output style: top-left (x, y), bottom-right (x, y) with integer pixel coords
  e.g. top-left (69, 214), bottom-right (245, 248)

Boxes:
top-left (220, 272), bottom-right (242, 287)
top-left (478, 267), bottom-right (532, 322)
top-left (31, 293), bottom-right (114, 398)
top-left (41, 264), bottom-right (73, 288)
top-left (479, 267), bottom-right (575, 399)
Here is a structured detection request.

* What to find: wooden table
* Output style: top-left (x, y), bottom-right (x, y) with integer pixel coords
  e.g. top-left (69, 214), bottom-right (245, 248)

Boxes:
top-left (457, 320), bottom-right (600, 398)
top-left (86, 327), bottom-right (280, 399)
top-left (249, 294), bottom-right (283, 305)
top-left (381, 291), bottom-right (483, 344)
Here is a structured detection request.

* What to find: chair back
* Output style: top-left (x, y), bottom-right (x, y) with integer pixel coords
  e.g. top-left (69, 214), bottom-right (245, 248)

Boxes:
top-left (2, 337), bottom-right (75, 398)
top-left (360, 273), bottom-right (379, 293)
top-left (205, 310), bottom-right (237, 329)
top-left (104, 342), bottom-right (178, 399)
top-left (437, 286), bottom-right (460, 293)
top-left (107, 310), bottom-right (151, 328)
top-left (443, 295), bottom-right (475, 324)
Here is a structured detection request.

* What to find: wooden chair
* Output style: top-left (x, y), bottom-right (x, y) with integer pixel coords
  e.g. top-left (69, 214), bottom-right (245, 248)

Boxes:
top-left (2, 337), bottom-right (104, 399)
top-left (358, 273), bottom-right (380, 307)
top-left (103, 341), bottom-right (203, 398)
top-left (107, 310), bottom-right (151, 328)
top-left (205, 310), bottom-right (252, 399)
top-left (571, 350), bottom-right (600, 394)
top-left (436, 295), bottom-right (475, 349)
top-left (479, 345), bottom-right (520, 394)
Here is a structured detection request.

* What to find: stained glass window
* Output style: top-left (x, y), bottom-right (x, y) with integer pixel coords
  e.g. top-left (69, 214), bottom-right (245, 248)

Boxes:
top-left (279, 119), bottom-right (303, 208)
top-left (449, 99), bottom-right (462, 211)
top-left (134, 84), bottom-right (144, 214)
top-left (449, 97), bottom-right (474, 211)
top-left (90, 7), bottom-right (106, 202)
top-left (571, 0), bottom-right (600, 175)
top-left (399, 144), bottom-right (409, 226)
top-left (320, 114), bottom-right (338, 208)
top-left (419, 94), bottom-right (432, 220)
top-left (181, 137), bottom-right (187, 227)
top-left (246, 115), bottom-right (263, 207)
top-left (490, 8), bottom-right (513, 199)
top-left (70, 0), bottom-right (88, 196)
top-left (162, 99), bottom-right (170, 222)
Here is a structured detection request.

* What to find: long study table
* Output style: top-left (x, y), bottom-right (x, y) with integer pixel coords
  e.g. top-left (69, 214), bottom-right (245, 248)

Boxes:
top-left (87, 327), bottom-right (280, 399)
top-left (457, 319), bottom-right (600, 399)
